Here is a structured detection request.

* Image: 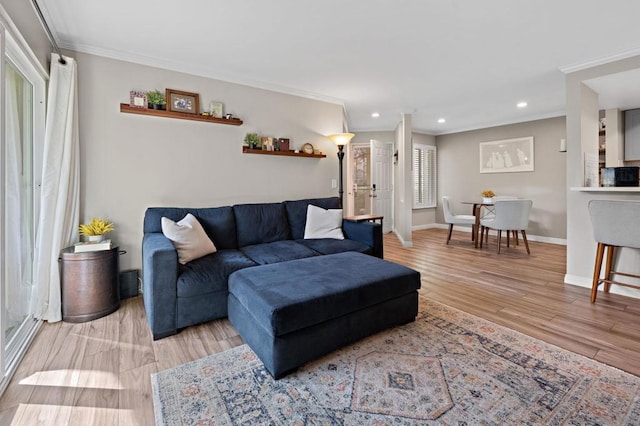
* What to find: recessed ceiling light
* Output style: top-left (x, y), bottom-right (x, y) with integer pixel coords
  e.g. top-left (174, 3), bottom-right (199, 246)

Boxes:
top-left (517, 101), bottom-right (528, 108)
top-left (437, 118), bottom-right (446, 124)
top-left (371, 112), bottom-right (380, 118)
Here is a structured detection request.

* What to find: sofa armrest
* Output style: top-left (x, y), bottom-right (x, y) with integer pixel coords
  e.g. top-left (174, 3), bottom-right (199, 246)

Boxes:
top-left (142, 233), bottom-right (179, 339)
top-left (342, 220), bottom-right (383, 258)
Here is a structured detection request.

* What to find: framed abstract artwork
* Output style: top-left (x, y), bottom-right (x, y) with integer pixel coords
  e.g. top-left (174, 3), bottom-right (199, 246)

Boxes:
top-left (479, 136), bottom-right (534, 173)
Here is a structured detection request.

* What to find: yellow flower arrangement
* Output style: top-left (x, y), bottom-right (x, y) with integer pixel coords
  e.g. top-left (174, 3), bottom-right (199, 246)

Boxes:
top-left (481, 190), bottom-right (495, 198)
top-left (78, 217), bottom-right (115, 236)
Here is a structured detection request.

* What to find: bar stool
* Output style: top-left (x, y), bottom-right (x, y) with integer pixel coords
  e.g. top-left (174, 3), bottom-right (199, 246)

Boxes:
top-left (588, 200), bottom-right (640, 303)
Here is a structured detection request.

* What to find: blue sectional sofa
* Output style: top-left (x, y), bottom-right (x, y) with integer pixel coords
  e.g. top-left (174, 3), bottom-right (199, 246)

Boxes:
top-left (142, 197), bottom-right (383, 340)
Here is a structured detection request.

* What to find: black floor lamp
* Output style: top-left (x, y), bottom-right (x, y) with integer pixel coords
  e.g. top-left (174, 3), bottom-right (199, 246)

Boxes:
top-left (328, 133), bottom-right (354, 208)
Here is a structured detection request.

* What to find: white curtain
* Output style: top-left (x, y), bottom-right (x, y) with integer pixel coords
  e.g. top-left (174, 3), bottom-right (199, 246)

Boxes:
top-left (31, 53), bottom-right (79, 322)
top-left (5, 65), bottom-right (31, 321)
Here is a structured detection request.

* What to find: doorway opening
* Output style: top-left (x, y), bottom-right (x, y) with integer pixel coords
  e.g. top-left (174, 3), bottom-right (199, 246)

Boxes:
top-left (346, 140), bottom-right (394, 233)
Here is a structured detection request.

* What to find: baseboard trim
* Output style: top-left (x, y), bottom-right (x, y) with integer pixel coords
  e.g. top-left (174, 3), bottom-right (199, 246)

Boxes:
top-left (393, 230), bottom-right (413, 247)
top-left (411, 224), bottom-right (567, 246)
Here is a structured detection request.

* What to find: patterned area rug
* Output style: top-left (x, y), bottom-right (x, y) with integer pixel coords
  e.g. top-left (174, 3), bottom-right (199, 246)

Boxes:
top-left (152, 299), bottom-right (640, 425)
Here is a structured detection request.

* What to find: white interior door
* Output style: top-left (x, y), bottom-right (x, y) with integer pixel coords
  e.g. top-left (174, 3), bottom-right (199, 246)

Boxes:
top-left (371, 140), bottom-right (393, 233)
top-left (348, 143), bottom-right (372, 216)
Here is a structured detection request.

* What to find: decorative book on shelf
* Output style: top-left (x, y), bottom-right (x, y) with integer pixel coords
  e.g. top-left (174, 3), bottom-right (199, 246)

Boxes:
top-left (74, 239), bottom-right (112, 253)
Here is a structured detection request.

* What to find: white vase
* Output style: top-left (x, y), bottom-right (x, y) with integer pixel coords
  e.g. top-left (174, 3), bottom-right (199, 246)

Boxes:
top-left (88, 235), bottom-right (103, 242)
top-left (483, 197), bottom-right (494, 204)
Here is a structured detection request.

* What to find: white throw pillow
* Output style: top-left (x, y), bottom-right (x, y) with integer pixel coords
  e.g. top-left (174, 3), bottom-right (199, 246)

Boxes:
top-left (161, 213), bottom-right (217, 264)
top-left (304, 204), bottom-right (345, 240)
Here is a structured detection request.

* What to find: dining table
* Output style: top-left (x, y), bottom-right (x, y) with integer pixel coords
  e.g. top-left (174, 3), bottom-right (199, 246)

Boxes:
top-left (461, 201), bottom-right (494, 248)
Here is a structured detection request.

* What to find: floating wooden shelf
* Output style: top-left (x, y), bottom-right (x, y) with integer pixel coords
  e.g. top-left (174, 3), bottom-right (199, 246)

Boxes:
top-left (120, 103), bottom-right (243, 126)
top-left (242, 146), bottom-right (326, 158)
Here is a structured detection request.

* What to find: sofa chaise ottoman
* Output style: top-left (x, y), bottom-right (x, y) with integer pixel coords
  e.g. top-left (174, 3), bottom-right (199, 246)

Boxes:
top-left (227, 251), bottom-right (421, 379)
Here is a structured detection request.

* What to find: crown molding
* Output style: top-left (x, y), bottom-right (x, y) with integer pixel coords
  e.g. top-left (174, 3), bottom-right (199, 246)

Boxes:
top-left (59, 41), bottom-right (347, 107)
top-left (419, 110), bottom-right (566, 136)
top-left (559, 47), bottom-right (640, 74)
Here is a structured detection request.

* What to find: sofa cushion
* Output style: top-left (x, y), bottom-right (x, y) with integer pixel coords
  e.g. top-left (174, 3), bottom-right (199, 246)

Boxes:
top-left (194, 207), bottom-right (238, 249)
top-left (161, 214), bottom-right (217, 265)
top-left (144, 206), bottom-right (237, 249)
top-left (177, 249), bottom-right (257, 298)
top-left (240, 240), bottom-right (318, 265)
top-left (228, 252), bottom-right (420, 337)
top-left (233, 202), bottom-right (291, 247)
top-left (297, 238), bottom-right (372, 256)
top-left (284, 197), bottom-right (340, 240)
top-left (304, 205), bottom-right (344, 239)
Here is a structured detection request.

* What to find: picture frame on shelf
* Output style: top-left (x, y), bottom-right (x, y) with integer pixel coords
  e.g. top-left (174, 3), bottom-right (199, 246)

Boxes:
top-left (166, 88), bottom-right (199, 114)
top-left (278, 138), bottom-right (290, 152)
top-left (129, 90), bottom-right (147, 109)
top-left (208, 101), bottom-right (224, 118)
top-left (261, 136), bottom-right (274, 151)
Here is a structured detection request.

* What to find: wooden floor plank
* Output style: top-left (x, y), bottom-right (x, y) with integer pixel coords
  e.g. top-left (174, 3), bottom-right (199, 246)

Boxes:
top-left (118, 297), bottom-right (155, 373)
top-left (1, 227), bottom-right (639, 424)
top-left (69, 348), bottom-right (120, 426)
top-left (118, 362), bottom-right (157, 426)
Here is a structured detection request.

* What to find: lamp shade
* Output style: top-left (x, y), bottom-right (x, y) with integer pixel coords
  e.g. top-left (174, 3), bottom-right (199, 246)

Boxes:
top-left (328, 133), bottom-right (355, 146)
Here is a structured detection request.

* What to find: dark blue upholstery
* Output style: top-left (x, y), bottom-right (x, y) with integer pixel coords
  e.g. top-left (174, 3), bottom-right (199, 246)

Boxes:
top-left (228, 252), bottom-right (420, 378)
top-left (233, 203), bottom-right (291, 247)
top-left (343, 220), bottom-right (383, 258)
top-left (297, 238), bottom-right (371, 256)
top-left (240, 241), bottom-right (318, 265)
top-left (142, 197), bottom-right (384, 340)
top-left (284, 197), bottom-right (340, 240)
top-left (144, 206), bottom-right (237, 249)
top-left (229, 252), bottom-right (420, 336)
top-left (177, 249), bottom-right (256, 298)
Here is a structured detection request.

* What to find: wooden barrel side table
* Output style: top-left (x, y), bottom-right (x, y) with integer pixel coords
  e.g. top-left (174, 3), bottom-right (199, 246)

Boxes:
top-left (60, 246), bottom-right (120, 323)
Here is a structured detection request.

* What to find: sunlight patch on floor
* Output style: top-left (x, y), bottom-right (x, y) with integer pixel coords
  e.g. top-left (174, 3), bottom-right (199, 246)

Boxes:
top-left (19, 370), bottom-right (122, 390)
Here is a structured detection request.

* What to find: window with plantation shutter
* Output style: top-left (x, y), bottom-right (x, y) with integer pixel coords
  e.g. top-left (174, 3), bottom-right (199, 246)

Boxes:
top-left (413, 143), bottom-right (436, 208)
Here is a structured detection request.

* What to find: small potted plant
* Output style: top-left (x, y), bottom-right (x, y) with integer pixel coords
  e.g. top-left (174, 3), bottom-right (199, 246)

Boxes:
top-left (79, 217), bottom-right (115, 242)
top-left (244, 133), bottom-right (260, 149)
top-left (146, 90), bottom-right (166, 110)
top-left (481, 190), bottom-right (495, 204)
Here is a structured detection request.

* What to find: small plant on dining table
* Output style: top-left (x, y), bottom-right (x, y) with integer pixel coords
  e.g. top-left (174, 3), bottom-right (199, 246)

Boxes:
top-left (481, 190), bottom-right (495, 198)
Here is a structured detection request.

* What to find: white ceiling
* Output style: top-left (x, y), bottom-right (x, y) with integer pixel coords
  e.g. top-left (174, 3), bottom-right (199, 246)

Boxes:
top-left (38, 0), bottom-right (640, 135)
top-left (584, 68), bottom-right (640, 112)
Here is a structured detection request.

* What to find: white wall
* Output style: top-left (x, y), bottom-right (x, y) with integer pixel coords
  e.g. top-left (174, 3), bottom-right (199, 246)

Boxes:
top-left (394, 114), bottom-right (413, 246)
top-left (436, 116), bottom-right (567, 240)
top-left (73, 52), bottom-right (344, 271)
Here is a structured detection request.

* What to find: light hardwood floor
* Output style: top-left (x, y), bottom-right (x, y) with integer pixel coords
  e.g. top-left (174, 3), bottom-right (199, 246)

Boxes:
top-left (1, 228), bottom-right (640, 425)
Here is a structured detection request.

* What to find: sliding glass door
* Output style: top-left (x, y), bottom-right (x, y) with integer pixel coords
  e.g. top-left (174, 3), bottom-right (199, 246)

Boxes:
top-left (4, 58), bottom-right (36, 364)
top-left (0, 25), bottom-right (46, 394)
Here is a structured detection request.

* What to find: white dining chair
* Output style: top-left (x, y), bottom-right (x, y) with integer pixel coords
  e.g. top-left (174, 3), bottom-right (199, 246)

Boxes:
top-left (482, 195), bottom-right (519, 243)
top-left (480, 199), bottom-right (532, 254)
top-left (588, 200), bottom-right (640, 303)
top-left (442, 196), bottom-right (476, 244)
top-left (482, 195), bottom-right (517, 216)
